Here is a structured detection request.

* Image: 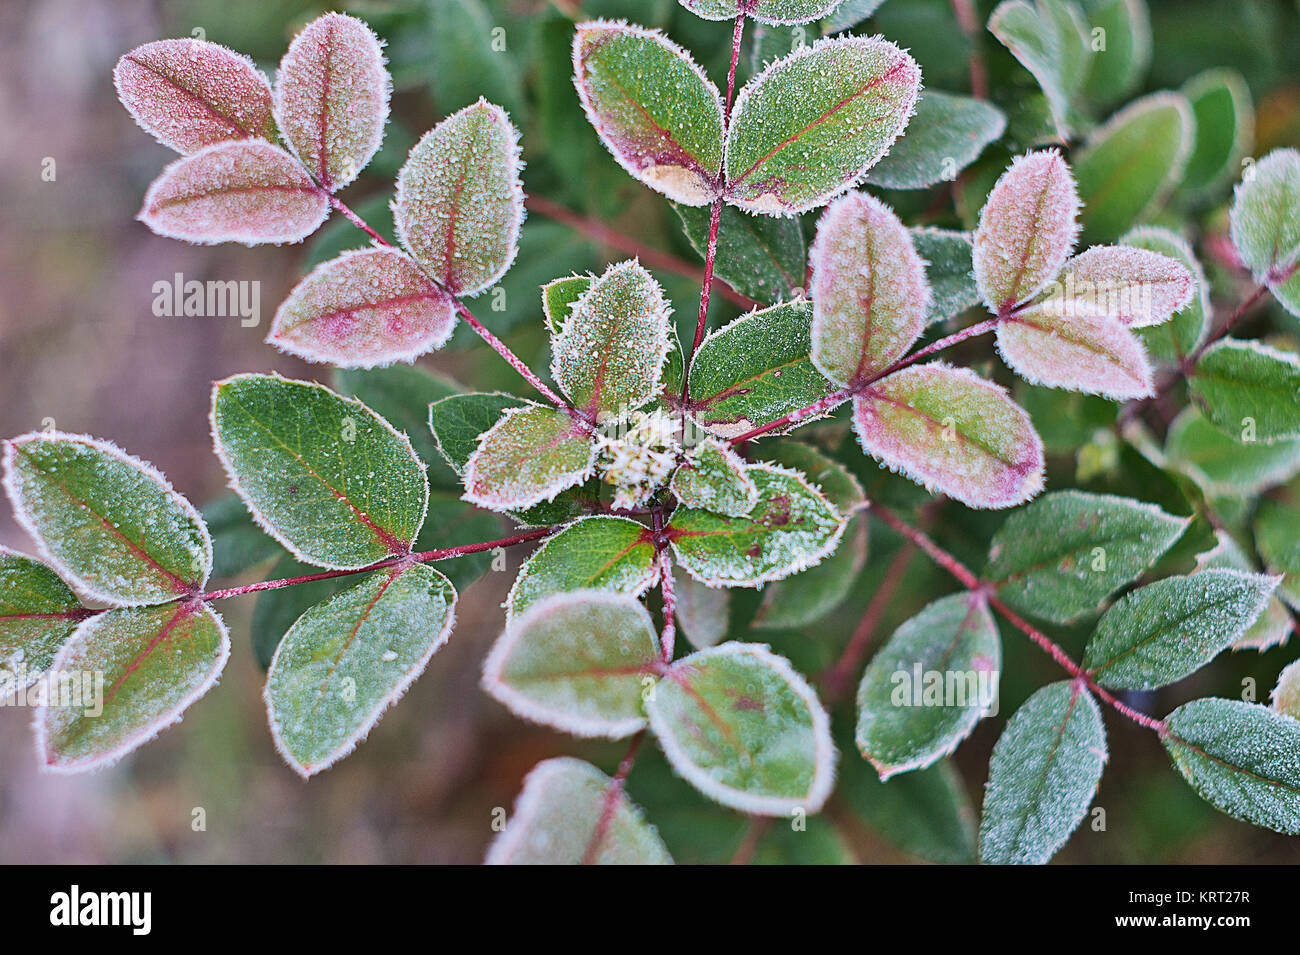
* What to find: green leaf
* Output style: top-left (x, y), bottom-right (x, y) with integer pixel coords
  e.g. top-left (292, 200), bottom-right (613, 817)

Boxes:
top-left (3, 432), bottom-right (212, 605)
top-left (428, 391), bottom-right (528, 474)
top-left (1255, 497), bottom-right (1300, 610)
top-left (1179, 68), bottom-right (1253, 199)
top-left (683, 0), bottom-right (845, 24)
top-left (1163, 698), bottom-right (1300, 835)
top-left (0, 548), bottom-right (85, 689)
top-left (1074, 92), bottom-right (1194, 242)
top-left (264, 563), bottom-right (455, 777)
top-left (855, 593), bottom-right (1001, 778)
top-left (506, 516), bottom-right (657, 622)
top-left (986, 490), bottom-right (1189, 624)
top-left (1229, 149), bottom-right (1300, 317)
top-left (202, 493), bottom-right (281, 579)
top-left (1189, 339), bottom-right (1300, 444)
top-left (675, 203), bottom-right (805, 303)
top-left (724, 35), bottom-right (920, 216)
top-left (753, 440), bottom-right (866, 516)
top-left (1194, 530), bottom-right (1294, 653)
top-left (838, 752), bottom-right (977, 863)
top-left (1272, 662), bottom-right (1300, 720)
top-left (646, 642), bottom-right (836, 814)
top-left (573, 20), bottom-right (724, 206)
top-left (669, 439), bottom-right (758, 517)
top-left (1079, 0), bottom-right (1151, 107)
top-left (486, 757), bottom-right (672, 864)
top-left (979, 680), bottom-right (1106, 865)
top-left (863, 91), bottom-right (1006, 190)
top-left (211, 374), bottom-right (428, 570)
top-left (425, 0), bottom-right (523, 116)
top-left (687, 301), bottom-right (841, 439)
top-left (1166, 407), bottom-right (1300, 498)
top-left (1121, 226), bottom-right (1210, 364)
top-left (669, 463), bottom-right (845, 587)
top-left (824, 0), bottom-right (891, 32)
top-left (37, 601), bottom-right (229, 772)
top-left (551, 260), bottom-right (672, 418)
top-left (483, 590), bottom-right (661, 738)
top-left (461, 404), bottom-right (596, 512)
top-left (912, 228), bottom-right (980, 324)
top-left (541, 274), bottom-right (592, 336)
top-left (988, 0), bottom-right (1089, 139)
top-left (1083, 569), bottom-right (1277, 689)
top-left (673, 571), bottom-right (730, 650)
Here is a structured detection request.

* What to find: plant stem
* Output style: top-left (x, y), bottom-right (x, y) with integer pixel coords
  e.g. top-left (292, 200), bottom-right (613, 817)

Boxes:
top-left (581, 730), bottom-right (645, 865)
top-left (728, 816), bottom-right (774, 865)
top-left (949, 0), bottom-right (989, 99)
top-left (327, 194), bottom-right (393, 247)
top-left (728, 387), bottom-right (854, 444)
top-left (658, 545), bottom-right (677, 663)
top-left (453, 301), bottom-right (582, 418)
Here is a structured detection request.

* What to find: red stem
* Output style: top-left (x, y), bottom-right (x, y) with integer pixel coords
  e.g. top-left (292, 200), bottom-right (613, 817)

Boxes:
top-left (658, 544), bottom-right (677, 663)
top-left (454, 300), bottom-right (581, 419)
top-left (728, 387), bottom-right (853, 444)
top-left (328, 194), bottom-right (392, 247)
top-left (581, 731), bottom-right (645, 865)
top-left (949, 0), bottom-right (989, 99)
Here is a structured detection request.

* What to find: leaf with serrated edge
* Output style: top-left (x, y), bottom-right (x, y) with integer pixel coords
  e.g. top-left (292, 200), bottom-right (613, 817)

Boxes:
top-left (1272, 662), bottom-right (1300, 720)
top-left (863, 91), bottom-right (1006, 191)
top-left (461, 404), bottom-right (595, 511)
top-left (572, 20), bottom-right (724, 206)
top-left (211, 374), bottom-right (428, 570)
top-left (265, 563), bottom-right (455, 777)
top-left (724, 35), bottom-right (920, 216)
top-left (1083, 569), bottom-right (1278, 690)
top-left (269, 248), bottom-right (456, 367)
top-left (551, 260), bottom-right (672, 418)
top-left (680, 0), bottom-right (844, 25)
top-left (542, 275), bottom-right (592, 335)
top-left (810, 192), bottom-right (930, 387)
top-left (3, 432), bottom-right (212, 606)
top-left (979, 680), bottom-right (1106, 864)
top-left (1194, 530), bottom-right (1294, 653)
top-left (853, 363), bottom-right (1044, 509)
top-left (647, 642), bottom-right (836, 814)
top-left (1189, 339), bottom-right (1300, 444)
top-left (987, 490), bottom-right (1189, 625)
top-left (393, 99), bottom-right (523, 296)
top-left (856, 593), bottom-right (1000, 779)
top-left (669, 439), bottom-right (758, 517)
top-left (973, 150), bottom-right (1080, 316)
top-left (274, 13), bottom-right (390, 192)
top-left (1121, 226), bottom-right (1210, 364)
top-left (37, 601), bottom-right (229, 773)
top-left (138, 141), bottom-right (329, 245)
top-left (1056, 245), bottom-right (1195, 328)
top-left (669, 462), bottom-right (845, 587)
top-left (484, 590), bottom-right (661, 738)
top-left (114, 38), bottom-right (275, 153)
top-left (0, 548), bottom-right (86, 689)
top-left (486, 757), bottom-right (673, 864)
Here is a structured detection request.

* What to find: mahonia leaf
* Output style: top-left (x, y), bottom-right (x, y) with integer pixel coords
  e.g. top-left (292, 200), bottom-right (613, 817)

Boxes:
top-left (1180, 68), bottom-right (1253, 200)
top-left (853, 363), bottom-right (1044, 509)
top-left (986, 490), bottom-right (1189, 625)
top-left (1163, 698), bottom-right (1300, 835)
top-left (675, 204), bottom-right (805, 303)
top-left (863, 91), bottom-right (1006, 191)
top-left (1272, 662), bottom-right (1300, 720)
top-left (979, 680), bottom-right (1106, 865)
top-left (1056, 245), bottom-right (1195, 328)
top-left (988, 0), bottom-right (1088, 139)
top-left (1082, 569), bottom-right (1278, 690)
top-left (138, 141), bottom-right (329, 245)
top-left (669, 463), bottom-right (845, 587)
top-left (1193, 530), bottom-right (1294, 653)
top-left (3, 432), bottom-right (212, 606)
top-left (912, 228), bottom-right (980, 324)
top-left (1229, 149), bottom-right (1300, 317)
top-left (1166, 408), bottom-right (1300, 499)
top-left (551, 260), bottom-right (672, 418)
top-left (211, 374), bottom-right (428, 570)
top-left (1120, 227), bottom-right (1210, 364)
top-left (37, 601), bottom-right (229, 772)
top-left (1255, 498), bottom-right (1300, 611)
top-left (679, 0), bottom-right (846, 25)
top-left (113, 38), bottom-right (275, 153)
top-left (673, 570), bottom-right (730, 649)
top-left (393, 99), bottom-right (523, 296)
top-left (572, 20), bottom-right (725, 206)
top-left (1188, 339), bottom-right (1300, 444)
top-left (506, 517), bottom-right (657, 621)
top-left (273, 12), bottom-right (390, 192)
top-left (0, 548), bottom-right (87, 689)
top-left (541, 274), bottom-right (593, 335)
top-left (855, 593), bottom-right (1001, 779)
top-left (268, 248), bottom-right (456, 367)
top-left (724, 35), bottom-right (921, 216)
top-left (265, 563), bottom-right (455, 777)
top-left (483, 590), bottom-right (661, 738)
top-left (646, 643), bottom-right (836, 814)
top-left (669, 439), bottom-right (758, 517)
top-left (461, 405), bottom-right (596, 511)
top-left (973, 150), bottom-right (1080, 317)
top-left (486, 757), bottom-right (673, 864)
top-left (810, 192), bottom-right (930, 387)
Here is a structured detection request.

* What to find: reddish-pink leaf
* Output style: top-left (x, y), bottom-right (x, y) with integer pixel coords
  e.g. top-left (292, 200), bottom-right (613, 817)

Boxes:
top-left (114, 38), bottom-right (275, 153)
top-left (810, 191), bottom-right (930, 387)
top-left (1056, 245), bottom-right (1196, 328)
top-left (973, 150), bottom-right (1081, 316)
top-left (268, 248), bottom-right (456, 368)
top-left (274, 12), bottom-right (390, 192)
top-left (854, 363), bottom-right (1044, 509)
top-left (138, 140), bottom-right (329, 245)
top-left (997, 300), bottom-right (1154, 399)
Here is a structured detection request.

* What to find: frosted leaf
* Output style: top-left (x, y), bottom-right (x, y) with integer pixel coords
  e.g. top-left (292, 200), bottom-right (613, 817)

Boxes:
top-left (461, 405), bottom-right (596, 512)
top-left (673, 570), bottom-right (730, 649)
top-left (675, 203), bottom-right (806, 303)
top-left (810, 191), bottom-right (930, 387)
top-left (1188, 338), bottom-right (1300, 444)
top-left (1057, 245), bottom-right (1195, 328)
top-left (679, 0), bottom-right (846, 25)
top-left (0, 548), bottom-right (86, 689)
top-left (1230, 148), bottom-right (1300, 318)
top-left (725, 35), bottom-right (921, 216)
top-left (1193, 529), bottom-right (1294, 653)
top-left (36, 601), bottom-right (229, 773)
top-left (393, 99), bottom-right (524, 296)
top-left (265, 564), bottom-right (454, 777)
top-left (273, 12), bottom-right (391, 192)
top-left (138, 140), bottom-right (329, 245)
top-left (3, 432), bottom-right (212, 606)
top-left (862, 91), bottom-right (1007, 191)
top-left (852, 363), bottom-right (1044, 509)
top-left (912, 227), bottom-right (980, 324)
top-left (551, 260), bottom-right (672, 418)
top-left (1121, 226), bottom-right (1211, 364)
top-left (988, 0), bottom-right (1089, 140)
top-left (1254, 498), bottom-right (1300, 612)
top-left (996, 298), bottom-right (1154, 400)
top-left (1166, 407), bottom-right (1300, 500)
top-left (483, 590), bottom-right (661, 738)
top-left (541, 274), bottom-right (592, 335)
top-left (573, 20), bottom-right (724, 206)
top-left (972, 150), bottom-right (1080, 316)
top-left (1272, 661), bottom-right (1300, 720)
top-left (268, 248), bottom-right (456, 368)
top-left (669, 438), bottom-right (758, 517)
top-left (486, 757), bottom-right (673, 864)
top-left (114, 38), bottom-right (275, 154)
